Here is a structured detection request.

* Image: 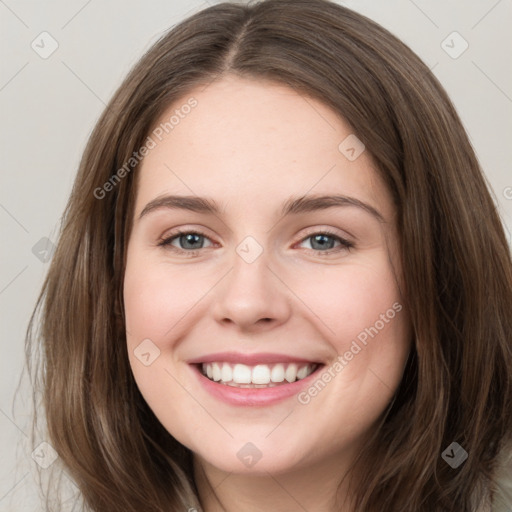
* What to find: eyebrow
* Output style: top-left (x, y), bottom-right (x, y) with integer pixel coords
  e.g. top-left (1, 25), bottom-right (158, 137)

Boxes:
top-left (138, 193), bottom-right (385, 222)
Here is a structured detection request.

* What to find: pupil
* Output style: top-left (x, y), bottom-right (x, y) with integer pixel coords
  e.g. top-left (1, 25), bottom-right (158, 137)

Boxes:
top-left (181, 233), bottom-right (202, 249)
top-left (311, 234), bottom-right (334, 250)
top-left (178, 234), bottom-right (335, 251)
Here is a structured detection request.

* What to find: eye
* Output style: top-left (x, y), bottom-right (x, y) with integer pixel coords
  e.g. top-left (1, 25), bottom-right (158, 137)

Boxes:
top-left (158, 230), bottom-right (214, 256)
top-left (158, 228), bottom-right (354, 257)
top-left (296, 230), bottom-right (353, 255)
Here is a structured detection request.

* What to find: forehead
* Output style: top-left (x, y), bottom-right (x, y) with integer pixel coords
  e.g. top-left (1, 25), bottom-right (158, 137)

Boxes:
top-left (135, 75), bottom-right (394, 221)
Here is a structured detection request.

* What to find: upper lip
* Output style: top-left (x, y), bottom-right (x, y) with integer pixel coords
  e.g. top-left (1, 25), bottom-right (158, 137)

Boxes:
top-left (187, 352), bottom-right (322, 365)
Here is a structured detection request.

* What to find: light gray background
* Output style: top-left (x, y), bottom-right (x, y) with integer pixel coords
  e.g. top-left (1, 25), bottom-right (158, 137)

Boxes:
top-left (1, 0), bottom-right (511, 510)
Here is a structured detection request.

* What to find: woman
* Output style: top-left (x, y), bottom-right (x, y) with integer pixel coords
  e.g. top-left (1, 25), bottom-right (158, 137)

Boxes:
top-left (26, 0), bottom-right (512, 510)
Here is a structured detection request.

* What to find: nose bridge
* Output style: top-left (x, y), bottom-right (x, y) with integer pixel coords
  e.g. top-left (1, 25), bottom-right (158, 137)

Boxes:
top-left (212, 233), bottom-right (291, 329)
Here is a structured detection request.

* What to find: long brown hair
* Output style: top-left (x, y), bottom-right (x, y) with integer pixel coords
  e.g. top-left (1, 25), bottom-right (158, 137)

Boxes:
top-left (26, 0), bottom-right (512, 510)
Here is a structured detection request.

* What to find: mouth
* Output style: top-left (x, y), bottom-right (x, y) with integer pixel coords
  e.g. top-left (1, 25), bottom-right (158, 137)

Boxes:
top-left (198, 361), bottom-right (319, 388)
top-left (188, 355), bottom-right (326, 406)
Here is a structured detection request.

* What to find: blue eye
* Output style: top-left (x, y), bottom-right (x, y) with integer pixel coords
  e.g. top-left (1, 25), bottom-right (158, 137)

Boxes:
top-left (298, 232), bottom-right (353, 255)
top-left (159, 231), bottom-right (213, 254)
top-left (158, 229), bottom-right (353, 256)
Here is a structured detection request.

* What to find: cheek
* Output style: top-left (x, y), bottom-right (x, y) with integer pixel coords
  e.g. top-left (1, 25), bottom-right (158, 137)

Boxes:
top-left (123, 251), bottom-right (214, 344)
top-left (294, 258), bottom-right (409, 396)
top-left (296, 258), bottom-right (403, 343)
top-left (290, 262), bottom-right (409, 448)
top-left (123, 250), bottom-right (200, 425)
top-left (123, 248), bottom-right (222, 418)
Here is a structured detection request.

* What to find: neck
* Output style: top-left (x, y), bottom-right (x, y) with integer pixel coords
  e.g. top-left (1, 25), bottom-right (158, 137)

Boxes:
top-left (192, 448), bottom-right (359, 512)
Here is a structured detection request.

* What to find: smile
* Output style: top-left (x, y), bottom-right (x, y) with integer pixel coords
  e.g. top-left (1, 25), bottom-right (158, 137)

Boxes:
top-left (189, 353), bottom-right (326, 406)
top-left (201, 362), bottom-right (318, 387)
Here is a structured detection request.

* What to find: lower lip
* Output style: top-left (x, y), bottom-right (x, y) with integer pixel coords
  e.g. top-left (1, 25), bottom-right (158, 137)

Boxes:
top-left (190, 364), bottom-right (324, 406)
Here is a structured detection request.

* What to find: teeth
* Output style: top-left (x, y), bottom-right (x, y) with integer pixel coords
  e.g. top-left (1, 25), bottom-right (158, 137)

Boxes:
top-left (285, 363), bottom-right (298, 383)
top-left (201, 362), bottom-right (317, 386)
top-left (270, 364), bottom-right (285, 383)
top-left (212, 363), bottom-right (221, 382)
top-left (221, 363), bottom-right (232, 382)
top-left (297, 365), bottom-right (309, 380)
top-left (233, 363), bottom-right (252, 384)
top-left (252, 365), bottom-right (271, 384)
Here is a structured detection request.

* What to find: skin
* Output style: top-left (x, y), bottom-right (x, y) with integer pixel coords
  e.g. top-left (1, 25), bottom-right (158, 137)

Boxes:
top-left (123, 74), bottom-right (411, 512)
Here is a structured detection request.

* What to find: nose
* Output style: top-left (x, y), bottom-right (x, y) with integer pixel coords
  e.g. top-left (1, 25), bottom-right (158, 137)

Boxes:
top-left (211, 247), bottom-right (292, 332)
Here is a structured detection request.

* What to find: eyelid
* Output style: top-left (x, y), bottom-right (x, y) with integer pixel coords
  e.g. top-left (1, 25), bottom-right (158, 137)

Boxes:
top-left (158, 224), bottom-right (355, 259)
top-left (293, 226), bottom-right (354, 254)
top-left (158, 225), bottom-right (216, 243)
top-left (157, 227), bottom-right (217, 253)
top-left (296, 225), bottom-right (353, 242)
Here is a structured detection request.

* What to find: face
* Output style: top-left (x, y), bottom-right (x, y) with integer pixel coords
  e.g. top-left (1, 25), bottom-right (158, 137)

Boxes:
top-left (123, 75), bottom-right (411, 476)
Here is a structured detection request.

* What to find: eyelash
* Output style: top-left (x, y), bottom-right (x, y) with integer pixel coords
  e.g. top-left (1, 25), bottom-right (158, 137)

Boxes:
top-left (157, 228), bottom-right (354, 257)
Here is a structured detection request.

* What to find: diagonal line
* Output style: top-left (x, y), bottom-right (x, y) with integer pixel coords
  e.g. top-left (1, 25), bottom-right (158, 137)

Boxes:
top-left (265, 409), bottom-right (295, 438)
top-left (211, 471), bottom-right (233, 491)
top-left (180, 0), bottom-right (213, 26)
top-left (0, 408), bottom-right (28, 438)
top-left (0, 62), bottom-right (29, 92)
top-left (300, 95), bottom-right (336, 131)
top-left (265, 265), bottom-right (337, 335)
top-left (472, 60), bottom-right (512, 104)
top-left (0, 0), bottom-right (29, 28)
top-left (199, 69), bottom-right (224, 94)
top-left (61, 60), bottom-right (106, 106)
top-left (367, 367), bottom-right (393, 391)
top-left (265, 163), bottom-right (337, 234)
top-left (471, 0), bottom-right (503, 29)
top-left (204, 474), bottom-right (233, 512)
top-left (408, 0), bottom-right (439, 28)
top-left (163, 367), bottom-right (234, 438)
top-left (61, 494), bottom-right (81, 512)
top-left (195, 459), bottom-right (233, 511)
top-left (0, 473), bottom-right (29, 503)
top-left (163, 163), bottom-right (194, 191)
top-left (61, 0), bottom-right (93, 29)
top-left (163, 163), bottom-right (232, 234)
top-left (163, 267), bottom-right (234, 337)
top-left (0, 203), bottom-right (29, 232)
top-left (0, 266), bottom-right (28, 295)
top-left (428, 62), bottom-right (439, 73)
top-left (264, 472), bottom-right (310, 511)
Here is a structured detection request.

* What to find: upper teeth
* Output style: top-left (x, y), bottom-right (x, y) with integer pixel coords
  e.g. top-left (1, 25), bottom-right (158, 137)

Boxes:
top-left (202, 362), bottom-right (316, 386)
